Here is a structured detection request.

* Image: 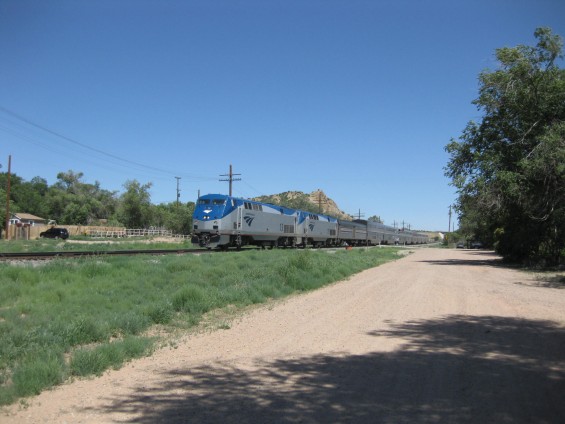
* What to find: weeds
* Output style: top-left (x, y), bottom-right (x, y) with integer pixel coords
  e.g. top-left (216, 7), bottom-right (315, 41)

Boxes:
top-left (0, 246), bottom-right (402, 405)
top-left (70, 337), bottom-right (153, 377)
top-left (0, 238), bottom-right (194, 254)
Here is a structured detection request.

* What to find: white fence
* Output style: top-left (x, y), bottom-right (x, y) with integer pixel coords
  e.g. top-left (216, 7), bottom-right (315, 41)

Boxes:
top-left (125, 229), bottom-right (173, 237)
top-left (88, 228), bottom-right (191, 239)
top-left (88, 229), bottom-right (127, 238)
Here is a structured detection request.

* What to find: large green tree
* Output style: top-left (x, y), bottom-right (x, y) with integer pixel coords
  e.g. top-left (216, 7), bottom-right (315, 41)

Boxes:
top-left (117, 180), bottom-right (154, 228)
top-left (445, 28), bottom-right (565, 264)
top-left (45, 170), bottom-right (118, 225)
top-left (154, 202), bottom-right (195, 235)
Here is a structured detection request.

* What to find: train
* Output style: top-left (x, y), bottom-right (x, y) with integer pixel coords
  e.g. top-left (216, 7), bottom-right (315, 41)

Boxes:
top-left (191, 193), bottom-right (428, 249)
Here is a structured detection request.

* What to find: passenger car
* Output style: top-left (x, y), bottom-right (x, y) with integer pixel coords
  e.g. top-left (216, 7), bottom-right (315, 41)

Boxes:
top-left (40, 227), bottom-right (69, 240)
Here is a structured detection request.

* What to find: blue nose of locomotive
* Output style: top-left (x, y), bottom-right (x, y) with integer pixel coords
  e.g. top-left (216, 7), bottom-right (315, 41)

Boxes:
top-left (192, 194), bottom-right (233, 230)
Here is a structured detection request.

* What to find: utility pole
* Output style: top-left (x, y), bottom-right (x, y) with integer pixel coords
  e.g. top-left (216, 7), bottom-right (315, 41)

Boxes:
top-left (349, 209), bottom-right (368, 246)
top-left (175, 176), bottom-right (181, 206)
top-left (359, 209), bottom-right (369, 248)
top-left (350, 209), bottom-right (365, 220)
top-left (219, 164), bottom-right (241, 197)
top-left (5, 155), bottom-right (11, 240)
top-left (448, 205), bottom-right (452, 233)
top-left (357, 210), bottom-right (367, 247)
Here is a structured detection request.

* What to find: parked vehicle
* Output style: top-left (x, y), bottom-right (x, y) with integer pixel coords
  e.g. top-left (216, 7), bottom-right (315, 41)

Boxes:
top-left (456, 242), bottom-right (465, 249)
top-left (40, 227), bottom-right (69, 240)
top-left (470, 241), bottom-right (483, 249)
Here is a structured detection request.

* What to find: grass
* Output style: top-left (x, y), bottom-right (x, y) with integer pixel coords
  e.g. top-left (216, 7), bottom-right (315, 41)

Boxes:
top-left (0, 246), bottom-right (403, 406)
top-left (0, 238), bottom-right (194, 253)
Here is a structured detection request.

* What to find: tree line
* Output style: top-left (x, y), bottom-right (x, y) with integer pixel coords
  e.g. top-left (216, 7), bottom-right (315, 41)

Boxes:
top-left (445, 27), bottom-right (565, 265)
top-left (0, 170), bottom-right (194, 234)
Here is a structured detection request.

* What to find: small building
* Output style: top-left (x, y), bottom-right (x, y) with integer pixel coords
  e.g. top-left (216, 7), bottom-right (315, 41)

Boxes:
top-left (9, 213), bottom-right (47, 227)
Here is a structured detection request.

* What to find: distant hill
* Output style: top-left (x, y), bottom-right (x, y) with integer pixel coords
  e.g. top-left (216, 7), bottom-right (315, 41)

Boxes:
top-left (253, 190), bottom-right (352, 220)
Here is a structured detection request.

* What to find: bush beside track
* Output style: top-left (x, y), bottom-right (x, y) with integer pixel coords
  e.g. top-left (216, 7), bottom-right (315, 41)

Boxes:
top-left (0, 245), bottom-right (404, 406)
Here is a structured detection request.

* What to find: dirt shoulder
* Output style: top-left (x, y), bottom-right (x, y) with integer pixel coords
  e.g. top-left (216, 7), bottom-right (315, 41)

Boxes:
top-left (2, 248), bottom-right (564, 423)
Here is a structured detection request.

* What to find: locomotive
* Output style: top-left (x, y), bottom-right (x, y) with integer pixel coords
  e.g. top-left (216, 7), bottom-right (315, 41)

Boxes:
top-left (191, 193), bottom-right (428, 249)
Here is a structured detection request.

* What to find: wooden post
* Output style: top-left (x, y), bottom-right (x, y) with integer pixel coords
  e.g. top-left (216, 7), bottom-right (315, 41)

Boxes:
top-left (5, 155), bottom-right (11, 240)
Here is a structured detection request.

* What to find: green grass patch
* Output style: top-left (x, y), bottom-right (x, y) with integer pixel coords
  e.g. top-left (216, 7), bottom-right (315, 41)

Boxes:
top-left (0, 246), bottom-right (403, 405)
top-left (0, 238), bottom-right (194, 253)
top-left (70, 337), bottom-right (154, 376)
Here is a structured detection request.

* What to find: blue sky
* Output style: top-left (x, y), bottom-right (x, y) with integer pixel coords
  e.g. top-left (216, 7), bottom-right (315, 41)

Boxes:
top-left (1, 0), bottom-right (564, 230)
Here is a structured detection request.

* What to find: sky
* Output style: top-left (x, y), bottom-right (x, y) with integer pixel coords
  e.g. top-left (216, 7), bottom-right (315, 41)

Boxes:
top-left (1, 0), bottom-right (564, 231)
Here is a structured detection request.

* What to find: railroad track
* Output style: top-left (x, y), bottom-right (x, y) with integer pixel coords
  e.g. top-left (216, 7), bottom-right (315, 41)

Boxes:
top-left (0, 248), bottom-right (212, 261)
top-left (0, 243), bottom-right (420, 262)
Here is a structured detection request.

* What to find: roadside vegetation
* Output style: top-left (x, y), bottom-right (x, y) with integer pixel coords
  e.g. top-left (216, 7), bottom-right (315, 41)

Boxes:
top-left (445, 27), bottom-right (565, 266)
top-left (0, 171), bottom-right (194, 235)
top-left (0, 238), bottom-right (194, 254)
top-left (0, 246), bottom-right (402, 406)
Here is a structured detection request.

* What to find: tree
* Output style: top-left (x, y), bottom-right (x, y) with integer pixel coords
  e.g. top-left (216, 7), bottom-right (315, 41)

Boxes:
top-left (368, 215), bottom-right (383, 224)
top-left (46, 171), bottom-right (118, 224)
top-left (154, 201), bottom-right (195, 234)
top-left (0, 173), bottom-right (49, 219)
top-left (445, 28), bottom-right (565, 264)
top-left (117, 180), bottom-right (154, 228)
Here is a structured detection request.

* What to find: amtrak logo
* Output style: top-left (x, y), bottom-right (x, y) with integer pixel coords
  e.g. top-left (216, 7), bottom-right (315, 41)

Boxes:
top-left (309, 223), bottom-right (315, 231)
top-left (244, 215), bottom-right (255, 226)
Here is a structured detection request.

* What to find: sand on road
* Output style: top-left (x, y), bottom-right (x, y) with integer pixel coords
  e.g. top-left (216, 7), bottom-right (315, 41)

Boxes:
top-left (2, 248), bottom-right (564, 423)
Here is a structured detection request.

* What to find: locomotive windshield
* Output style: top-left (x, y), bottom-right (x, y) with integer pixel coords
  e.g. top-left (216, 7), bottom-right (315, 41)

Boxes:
top-left (197, 198), bottom-right (226, 205)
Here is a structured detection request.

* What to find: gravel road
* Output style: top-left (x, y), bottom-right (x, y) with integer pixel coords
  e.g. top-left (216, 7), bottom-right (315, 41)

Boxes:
top-left (2, 248), bottom-right (564, 423)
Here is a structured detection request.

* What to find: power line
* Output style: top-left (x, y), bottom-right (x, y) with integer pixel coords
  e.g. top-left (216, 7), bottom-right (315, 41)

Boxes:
top-left (0, 106), bottom-right (172, 175)
top-left (0, 122), bottom-right (172, 180)
top-left (0, 106), bottom-right (217, 182)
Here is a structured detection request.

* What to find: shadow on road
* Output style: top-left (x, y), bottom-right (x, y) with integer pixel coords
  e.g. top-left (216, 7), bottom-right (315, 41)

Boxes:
top-left (418, 250), bottom-right (510, 268)
top-left (96, 316), bottom-right (565, 423)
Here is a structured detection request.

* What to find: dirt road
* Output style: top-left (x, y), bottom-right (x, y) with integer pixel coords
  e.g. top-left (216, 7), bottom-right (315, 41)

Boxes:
top-left (2, 248), bottom-right (564, 423)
